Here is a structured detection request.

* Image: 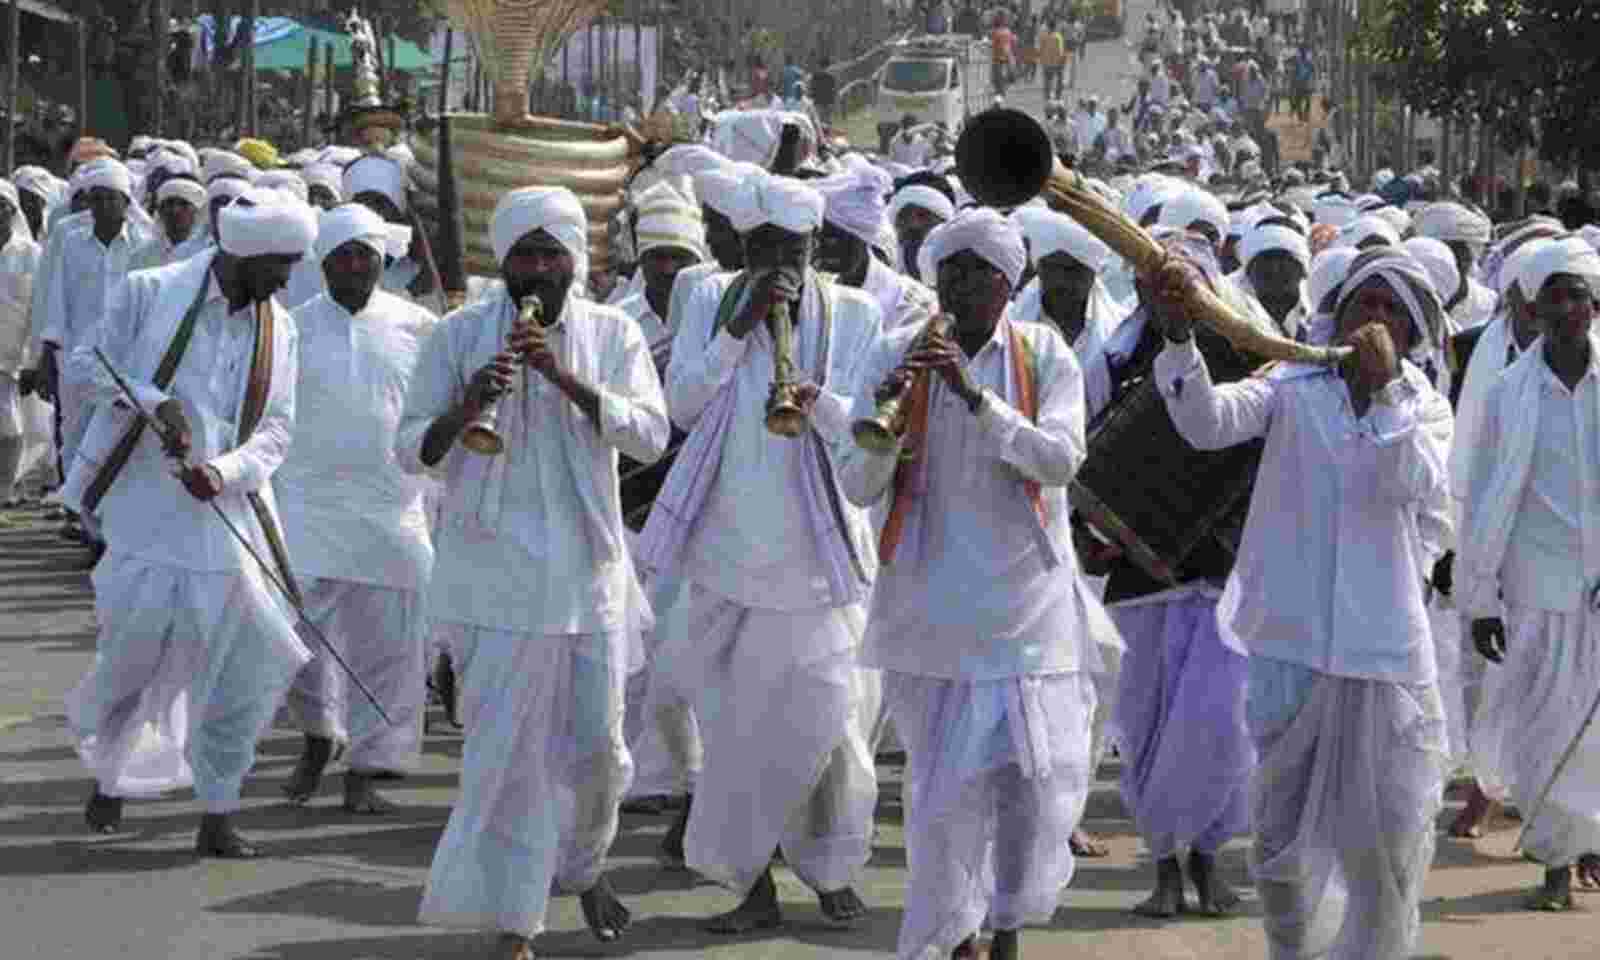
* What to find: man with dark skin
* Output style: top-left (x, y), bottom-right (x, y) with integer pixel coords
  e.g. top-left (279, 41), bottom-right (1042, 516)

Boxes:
top-left (703, 206), bottom-right (746, 271)
top-left (158, 189), bottom-right (199, 249)
top-left (350, 187), bottom-right (436, 301)
top-left (306, 182), bottom-right (339, 212)
top-left (16, 186), bottom-right (46, 240)
top-left (37, 184), bottom-right (128, 406)
top-left (895, 199), bottom-right (949, 284)
top-left (1246, 250), bottom-right (1308, 337)
top-left (411, 199), bottom-right (666, 955)
top-left (1468, 264), bottom-right (1600, 905)
top-left (1035, 250), bottom-right (1098, 345)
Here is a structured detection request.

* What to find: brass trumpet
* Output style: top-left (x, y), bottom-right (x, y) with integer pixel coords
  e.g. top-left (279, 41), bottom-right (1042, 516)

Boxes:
top-left (764, 299), bottom-right (809, 437)
top-left (852, 314), bottom-right (952, 453)
top-left (954, 109), bottom-right (1350, 366)
top-left (460, 296), bottom-right (544, 455)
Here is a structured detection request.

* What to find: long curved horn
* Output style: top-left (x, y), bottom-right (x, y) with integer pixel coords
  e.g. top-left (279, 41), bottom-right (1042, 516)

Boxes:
top-left (955, 109), bottom-right (1349, 366)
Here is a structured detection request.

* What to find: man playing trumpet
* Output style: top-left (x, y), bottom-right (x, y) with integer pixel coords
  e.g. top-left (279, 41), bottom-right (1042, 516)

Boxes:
top-left (403, 187), bottom-right (670, 960)
top-left (839, 209), bottom-right (1116, 960)
top-left (637, 169), bottom-right (884, 932)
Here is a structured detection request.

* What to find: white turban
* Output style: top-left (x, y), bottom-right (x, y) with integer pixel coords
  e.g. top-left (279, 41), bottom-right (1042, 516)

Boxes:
top-left (692, 162), bottom-right (766, 221)
top-left (889, 185), bottom-right (955, 225)
top-left (254, 170), bottom-right (309, 204)
top-left (1125, 174), bottom-right (1182, 224)
top-left (815, 154), bottom-right (892, 245)
top-left (1240, 223), bottom-right (1310, 271)
top-left (1312, 194), bottom-right (1358, 228)
top-left (1401, 236), bottom-right (1460, 306)
top-left (655, 144), bottom-right (731, 179)
top-left (315, 202), bottom-right (391, 262)
top-left (319, 145), bottom-right (362, 167)
top-left (202, 150), bottom-right (254, 184)
top-left (1157, 187), bottom-right (1229, 244)
top-left (343, 153), bottom-right (408, 213)
top-left (1580, 224), bottom-right (1600, 254)
top-left (1368, 204), bottom-right (1411, 235)
top-left (1013, 207), bottom-right (1111, 271)
top-left (1498, 237), bottom-right (1553, 300)
top-left (155, 177), bottom-right (206, 209)
top-left (217, 186), bottom-right (318, 259)
top-left (919, 207), bottom-right (1027, 290)
top-left (207, 176), bottom-right (254, 205)
top-left (147, 150), bottom-right (197, 181)
top-left (71, 158), bottom-right (133, 199)
top-left (301, 163), bottom-right (343, 201)
top-left (1413, 202), bottom-right (1491, 246)
top-left (1306, 245), bottom-right (1359, 318)
top-left (0, 179), bottom-right (18, 211)
top-left (631, 179), bottom-right (706, 261)
top-left (722, 171), bottom-right (825, 236)
top-left (490, 186), bottom-right (589, 281)
top-left (713, 111), bottom-right (785, 168)
top-left (1516, 235), bottom-right (1600, 303)
top-left (1336, 214), bottom-right (1400, 250)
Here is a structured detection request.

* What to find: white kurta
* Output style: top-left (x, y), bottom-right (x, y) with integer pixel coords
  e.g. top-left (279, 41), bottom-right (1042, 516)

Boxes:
top-left (63, 252), bottom-right (310, 810)
top-left (840, 313), bottom-right (1108, 958)
top-left (276, 291), bottom-right (438, 772)
top-left (860, 255), bottom-right (937, 332)
top-left (404, 286), bottom-right (668, 937)
top-left (0, 233), bottom-right (42, 496)
top-left (1461, 342), bottom-right (1600, 867)
top-left (655, 268), bottom-right (884, 896)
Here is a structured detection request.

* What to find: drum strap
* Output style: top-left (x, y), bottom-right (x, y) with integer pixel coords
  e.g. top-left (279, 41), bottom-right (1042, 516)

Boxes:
top-left (880, 322), bottom-right (1043, 565)
top-left (238, 299), bottom-right (303, 607)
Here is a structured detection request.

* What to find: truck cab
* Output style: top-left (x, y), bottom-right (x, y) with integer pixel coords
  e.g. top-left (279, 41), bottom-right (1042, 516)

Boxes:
top-left (875, 38), bottom-right (987, 148)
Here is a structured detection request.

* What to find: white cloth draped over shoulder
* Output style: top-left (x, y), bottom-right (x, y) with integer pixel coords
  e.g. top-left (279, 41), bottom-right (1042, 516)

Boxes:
top-left (397, 287), bottom-right (669, 636)
top-left (861, 254), bottom-right (938, 332)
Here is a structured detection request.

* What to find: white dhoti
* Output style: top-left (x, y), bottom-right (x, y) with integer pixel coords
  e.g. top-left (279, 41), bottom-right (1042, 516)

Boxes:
top-left (282, 578), bottom-right (428, 773)
top-left (1471, 606), bottom-right (1600, 866)
top-left (65, 551), bottom-right (311, 810)
top-left (885, 671), bottom-right (1096, 960)
top-left (663, 584), bottom-right (877, 896)
top-left (0, 372), bottom-right (21, 498)
top-left (1247, 657), bottom-right (1448, 960)
top-left (1428, 594), bottom-right (1485, 769)
top-left (419, 625), bottom-right (632, 939)
top-left (622, 549), bottom-right (702, 801)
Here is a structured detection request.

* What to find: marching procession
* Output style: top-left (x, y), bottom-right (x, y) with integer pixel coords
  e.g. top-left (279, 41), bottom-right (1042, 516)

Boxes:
top-left (3, 2), bottom-right (1600, 959)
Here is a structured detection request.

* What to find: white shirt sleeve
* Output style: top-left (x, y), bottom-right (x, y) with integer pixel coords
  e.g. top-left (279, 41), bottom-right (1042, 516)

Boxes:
top-left (665, 276), bottom-right (748, 429)
top-left (971, 329), bottom-right (1087, 487)
top-left (1154, 337), bottom-right (1276, 449)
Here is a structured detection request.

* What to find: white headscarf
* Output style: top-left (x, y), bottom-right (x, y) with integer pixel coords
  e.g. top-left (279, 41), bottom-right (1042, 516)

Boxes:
top-left (343, 152), bottom-right (408, 213)
top-left (1312, 194), bottom-right (1358, 228)
top-left (11, 166), bottom-right (61, 208)
top-left (690, 161), bottom-right (766, 222)
top-left (490, 186), bottom-right (589, 282)
top-left (1012, 207), bottom-right (1111, 271)
top-left (815, 154), bottom-right (892, 246)
top-left (1336, 214), bottom-right (1400, 250)
top-left (631, 179), bottom-right (707, 261)
top-left (1498, 236), bottom-right (1555, 301)
top-left (206, 176), bottom-right (254, 205)
top-left (301, 163), bottom-right (343, 202)
top-left (217, 186), bottom-right (318, 259)
top-left (0, 179), bottom-right (31, 243)
top-left (712, 110), bottom-right (786, 168)
top-left (722, 171), bottom-right (825, 235)
top-left (1303, 245), bottom-right (1359, 342)
top-left (254, 170), bottom-right (309, 204)
top-left (1368, 203), bottom-right (1411, 236)
top-left (919, 207), bottom-right (1027, 289)
top-left (1402, 236), bottom-right (1461, 308)
top-left (315, 202), bottom-right (391, 262)
top-left (1157, 186), bottom-right (1229, 244)
top-left (1325, 247), bottom-right (1444, 371)
top-left (889, 184), bottom-right (955, 225)
top-left (201, 150), bottom-right (254, 184)
top-left (71, 158), bottom-right (133, 199)
top-left (1516, 234), bottom-right (1600, 303)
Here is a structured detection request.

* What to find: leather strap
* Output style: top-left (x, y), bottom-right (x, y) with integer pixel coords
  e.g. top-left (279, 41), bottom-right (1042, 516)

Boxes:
top-left (81, 271), bottom-right (210, 512)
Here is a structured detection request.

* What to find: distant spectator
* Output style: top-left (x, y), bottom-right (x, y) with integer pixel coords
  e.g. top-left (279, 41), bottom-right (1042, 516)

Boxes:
top-left (1039, 19), bottom-right (1067, 102)
top-left (811, 56), bottom-right (837, 125)
top-left (989, 11), bottom-right (1016, 96)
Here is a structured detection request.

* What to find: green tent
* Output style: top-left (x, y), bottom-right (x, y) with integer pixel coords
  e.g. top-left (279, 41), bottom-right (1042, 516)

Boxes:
top-left (250, 24), bottom-right (437, 74)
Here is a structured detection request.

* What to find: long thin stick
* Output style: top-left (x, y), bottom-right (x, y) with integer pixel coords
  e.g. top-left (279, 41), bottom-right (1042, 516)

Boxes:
top-left (93, 348), bottom-right (393, 726)
top-left (1514, 674), bottom-right (1600, 854)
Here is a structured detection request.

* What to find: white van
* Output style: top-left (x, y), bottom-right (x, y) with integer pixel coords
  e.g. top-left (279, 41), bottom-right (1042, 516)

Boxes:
top-left (875, 37), bottom-right (989, 141)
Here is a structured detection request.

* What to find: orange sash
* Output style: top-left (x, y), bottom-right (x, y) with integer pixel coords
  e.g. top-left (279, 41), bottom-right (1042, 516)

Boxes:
top-left (878, 322), bottom-right (1043, 565)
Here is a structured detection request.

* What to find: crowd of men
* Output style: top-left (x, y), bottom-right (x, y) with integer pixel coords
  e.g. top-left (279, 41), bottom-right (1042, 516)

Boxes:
top-left (2, 64), bottom-right (1600, 960)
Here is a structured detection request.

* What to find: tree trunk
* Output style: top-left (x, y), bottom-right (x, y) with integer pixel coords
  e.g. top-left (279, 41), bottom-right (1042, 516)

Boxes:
top-left (2, 0), bottom-right (18, 172)
top-left (75, 16), bottom-right (87, 148)
top-left (153, 0), bottom-right (169, 137)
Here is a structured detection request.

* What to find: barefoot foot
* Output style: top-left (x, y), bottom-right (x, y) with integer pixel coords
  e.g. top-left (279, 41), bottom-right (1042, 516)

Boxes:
top-left (1131, 856), bottom-right (1187, 918)
top-left (818, 885), bottom-right (867, 928)
top-left (579, 874), bottom-right (631, 942)
top-left (1189, 850), bottom-right (1243, 916)
top-left (343, 770), bottom-right (398, 814)
top-left (706, 869), bottom-right (783, 934)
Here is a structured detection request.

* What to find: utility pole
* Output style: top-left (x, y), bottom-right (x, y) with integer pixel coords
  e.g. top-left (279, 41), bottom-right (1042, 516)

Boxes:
top-left (3, 0), bottom-right (19, 171)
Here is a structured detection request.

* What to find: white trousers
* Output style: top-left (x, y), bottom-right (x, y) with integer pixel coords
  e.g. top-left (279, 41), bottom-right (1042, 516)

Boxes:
top-left (66, 551), bottom-right (311, 811)
top-left (886, 671), bottom-right (1096, 960)
top-left (665, 585), bottom-right (877, 896)
top-left (1472, 605), bottom-right (1600, 866)
top-left (623, 574), bottom-right (702, 798)
top-left (418, 625), bottom-right (631, 939)
top-left (1248, 657), bottom-right (1447, 960)
top-left (282, 578), bottom-right (427, 773)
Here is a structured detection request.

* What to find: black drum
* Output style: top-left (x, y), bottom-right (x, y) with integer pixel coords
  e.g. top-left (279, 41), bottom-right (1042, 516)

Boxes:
top-left (620, 427), bottom-right (685, 532)
top-left (1071, 327), bottom-right (1265, 587)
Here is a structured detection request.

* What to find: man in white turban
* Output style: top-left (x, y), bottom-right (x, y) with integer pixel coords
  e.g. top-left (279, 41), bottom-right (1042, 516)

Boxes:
top-left (274, 203), bottom-right (438, 817)
top-left (815, 155), bottom-right (936, 331)
top-left (12, 165), bottom-right (61, 240)
top-left (637, 169), bottom-right (884, 933)
top-left (839, 208), bottom-right (1113, 960)
top-left (406, 186), bottom-right (669, 960)
top-left (1151, 244), bottom-right (1453, 958)
top-left (1461, 235), bottom-right (1600, 908)
top-left (60, 185), bottom-right (317, 857)
top-left (1236, 219), bottom-right (1312, 340)
top-left (1414, 201), bottom-right (1496, 329)
top-left (301, 163), bottom-right (343, 210)
top-left (344, 150), bottom-right (431, 304)
top-left (35, 157), bottom-right (146, 557)
top-left (0, 179), bottom-right (41, 505)
top-left (130, 175), bottom-right (208, 271)
top-left (889, 175), bottom-right (956, 284)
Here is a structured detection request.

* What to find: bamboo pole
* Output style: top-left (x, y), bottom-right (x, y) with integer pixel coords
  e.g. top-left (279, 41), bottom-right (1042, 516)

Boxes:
top-left (3, 0), bottom-right (18, 172)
